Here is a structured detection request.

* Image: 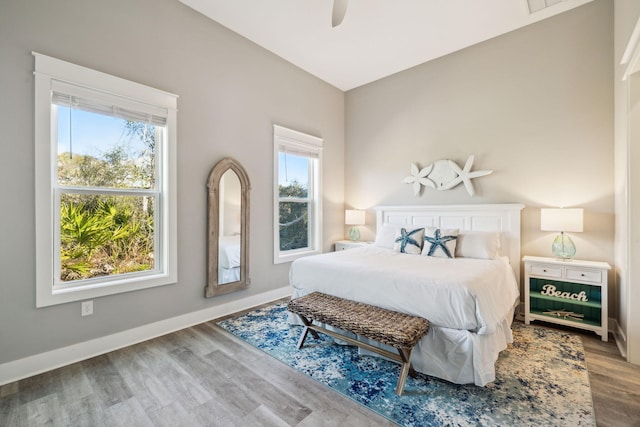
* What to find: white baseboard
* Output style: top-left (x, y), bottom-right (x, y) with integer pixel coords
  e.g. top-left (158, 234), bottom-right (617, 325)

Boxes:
top-left (0, 286), bottom-right (292, 386)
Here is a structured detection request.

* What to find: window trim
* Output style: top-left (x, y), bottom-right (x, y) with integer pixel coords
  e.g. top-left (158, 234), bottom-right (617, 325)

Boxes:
top-left (273, 125), bottom-right (323, 264)
top-left (34, 52), bottom-right (178, 307)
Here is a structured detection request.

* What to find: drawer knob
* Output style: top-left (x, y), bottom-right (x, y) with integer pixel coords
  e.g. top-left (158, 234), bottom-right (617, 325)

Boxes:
top-left (543, 269), bottom-right (547, 272)
top-left (581, 273), bottom-right (585, 277)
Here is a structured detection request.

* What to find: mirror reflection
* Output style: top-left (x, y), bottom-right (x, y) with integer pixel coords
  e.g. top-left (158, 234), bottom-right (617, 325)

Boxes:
top-left (218, 170), bottom-right (241, 284)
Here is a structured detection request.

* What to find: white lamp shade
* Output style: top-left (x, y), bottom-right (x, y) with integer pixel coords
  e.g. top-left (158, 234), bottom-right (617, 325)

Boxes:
top-left (345, 209), bottom-right (365, 225)
top-left (540, 208), bottom-right (583, 232)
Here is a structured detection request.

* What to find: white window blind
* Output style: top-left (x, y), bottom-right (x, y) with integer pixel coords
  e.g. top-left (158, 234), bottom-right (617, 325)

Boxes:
top-left (51, 80), bottom-right (168, 126)
top-left (277, 140), bottom-right (320, 159)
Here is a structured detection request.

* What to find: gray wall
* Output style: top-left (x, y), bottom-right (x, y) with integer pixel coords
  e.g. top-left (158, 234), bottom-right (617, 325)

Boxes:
top-left (345, 1), bottom-right (614, 305)
top-left (0, 0), bottom-right (344, 364)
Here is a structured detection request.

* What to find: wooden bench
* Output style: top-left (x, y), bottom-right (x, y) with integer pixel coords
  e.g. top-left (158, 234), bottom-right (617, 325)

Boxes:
top-left (287, 292), bottom-right (430, 396)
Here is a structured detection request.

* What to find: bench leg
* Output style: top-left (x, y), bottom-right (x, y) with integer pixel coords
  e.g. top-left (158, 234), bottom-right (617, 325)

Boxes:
top-left (296, 315), bottom-right (320, 349)
top-left (395, 347), bottom-right (414, 396)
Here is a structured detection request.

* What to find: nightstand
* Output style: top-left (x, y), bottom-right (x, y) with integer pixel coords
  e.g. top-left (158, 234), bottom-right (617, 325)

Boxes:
top-left (523, 256), bottom-right (610, 341)
top-left (334, 240), bottom-right (371, 251)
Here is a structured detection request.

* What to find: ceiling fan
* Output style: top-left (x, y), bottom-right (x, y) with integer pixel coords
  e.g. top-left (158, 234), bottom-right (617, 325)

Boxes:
top-left (332, 0), bottom-right (348, 27)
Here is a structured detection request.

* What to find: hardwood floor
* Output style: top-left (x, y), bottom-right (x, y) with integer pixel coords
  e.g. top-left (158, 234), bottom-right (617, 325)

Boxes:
top-left (581, 331), bottom-right (640, 427)
top-left (1, 311), bottom-right (639, 426)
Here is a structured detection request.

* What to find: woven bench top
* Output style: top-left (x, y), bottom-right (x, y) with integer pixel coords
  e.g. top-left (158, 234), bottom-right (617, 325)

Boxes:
top-left (288, 292), bottom-right (429, 349)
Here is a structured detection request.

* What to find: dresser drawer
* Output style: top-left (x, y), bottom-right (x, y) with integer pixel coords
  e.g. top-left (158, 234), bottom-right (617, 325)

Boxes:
top-left (530, 264), bottom-right (562, 278)
top-left (334, 240), bottom-right (370, 251)
top-left (565, 268), bottom-right (602, 283)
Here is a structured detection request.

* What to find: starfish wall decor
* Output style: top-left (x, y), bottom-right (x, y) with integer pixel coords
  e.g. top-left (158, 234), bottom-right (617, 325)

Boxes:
top-left (402, 155), bottom-right (492, 197)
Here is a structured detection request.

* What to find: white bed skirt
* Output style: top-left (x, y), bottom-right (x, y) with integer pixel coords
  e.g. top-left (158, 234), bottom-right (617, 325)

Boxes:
top-left (287, 302), bottom-right (516, 386)
top-left (409, 308), bottom-right (514, 385)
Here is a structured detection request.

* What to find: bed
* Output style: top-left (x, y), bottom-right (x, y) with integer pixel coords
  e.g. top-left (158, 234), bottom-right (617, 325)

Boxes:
top-left (219, 234), bottom-right (241, 283)
top-left (289, 203), bottom-right (524, 386)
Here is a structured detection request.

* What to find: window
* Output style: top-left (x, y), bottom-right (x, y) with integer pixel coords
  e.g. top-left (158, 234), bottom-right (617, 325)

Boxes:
top-left (34, 53), bottom-right (178, 307)
top-left (273, 125), bottom-right (323, 264)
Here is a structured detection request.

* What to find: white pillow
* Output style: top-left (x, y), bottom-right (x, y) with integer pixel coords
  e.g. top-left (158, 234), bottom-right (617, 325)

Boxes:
top-left (373, 224), bottom-right (401, 249)
top-left (422, 227), bottom-right (459, 258)
top-left (393, 227), bottom-right (425, 255)
top-left (455, 231), bottom-right (501, 259)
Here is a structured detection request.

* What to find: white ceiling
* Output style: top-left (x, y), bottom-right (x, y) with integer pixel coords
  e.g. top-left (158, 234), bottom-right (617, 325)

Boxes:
top-left (179, 0), bottom-right (594, 91)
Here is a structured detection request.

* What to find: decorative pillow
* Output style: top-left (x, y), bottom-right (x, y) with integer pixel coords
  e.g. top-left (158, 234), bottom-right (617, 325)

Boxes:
top-left (373, 224), bottom-right (401, 249)
top-left (455, 231), bottom-right (501, 259)
top-left (393, 227), bottom-right (425, 255)
top-left (422, 227), bottom-right (459, 258)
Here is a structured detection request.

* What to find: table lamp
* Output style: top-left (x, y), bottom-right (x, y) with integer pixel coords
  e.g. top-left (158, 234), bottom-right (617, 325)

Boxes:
top-left (540, 208), bottom-right (583, 260)
top-left (345, 209), bottom-right (365, 241)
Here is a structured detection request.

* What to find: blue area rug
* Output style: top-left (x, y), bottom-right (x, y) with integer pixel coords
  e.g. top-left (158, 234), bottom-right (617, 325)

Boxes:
top-left (217, 301), bottom-right (595, 427)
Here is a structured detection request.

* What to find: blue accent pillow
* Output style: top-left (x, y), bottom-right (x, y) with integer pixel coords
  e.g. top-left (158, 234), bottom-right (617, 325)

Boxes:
top-left (422, 227), bottom-right (459, 258)
top-left (393, 227), bottom-right (424, 255)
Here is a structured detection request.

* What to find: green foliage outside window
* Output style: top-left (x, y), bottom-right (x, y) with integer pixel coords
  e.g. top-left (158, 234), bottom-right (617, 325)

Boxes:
top-left (59, 194), bottom-right (154, 281)
top-left (279, 180), bottom-right (309, 251)
top-left (58, 122), bottom-right (156, 281)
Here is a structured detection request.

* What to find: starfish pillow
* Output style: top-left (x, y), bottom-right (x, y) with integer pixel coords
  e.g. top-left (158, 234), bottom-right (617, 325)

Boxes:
top-left (422, 227), bottom-right (459, 258)
top-left (393, 227), bottom-right (425, 255)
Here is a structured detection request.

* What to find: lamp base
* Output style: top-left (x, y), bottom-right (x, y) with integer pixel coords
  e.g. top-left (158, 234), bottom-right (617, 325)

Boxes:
top-left (348, 226), bottom-right (360, 241)
top-left (551, 232), bottom-right (576, 260)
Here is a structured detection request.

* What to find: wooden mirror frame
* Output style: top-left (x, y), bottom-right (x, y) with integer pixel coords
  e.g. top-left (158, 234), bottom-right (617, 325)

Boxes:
top-left (205, 157), bottom-right (251, 297)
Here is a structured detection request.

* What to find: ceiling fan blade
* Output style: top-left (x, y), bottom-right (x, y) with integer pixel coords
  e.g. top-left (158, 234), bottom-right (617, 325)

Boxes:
top-left (332, 0), bottom-right (348, 27)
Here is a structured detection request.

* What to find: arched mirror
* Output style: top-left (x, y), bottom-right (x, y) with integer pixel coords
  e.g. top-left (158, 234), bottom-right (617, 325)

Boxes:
top-left (205, 157), bottom-right (250, 297)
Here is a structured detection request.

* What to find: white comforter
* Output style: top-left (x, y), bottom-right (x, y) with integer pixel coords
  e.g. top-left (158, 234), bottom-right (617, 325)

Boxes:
top-left (219, 235), bottom-right (241, 269)
top-left (289, 246), bottom-right (519, 335)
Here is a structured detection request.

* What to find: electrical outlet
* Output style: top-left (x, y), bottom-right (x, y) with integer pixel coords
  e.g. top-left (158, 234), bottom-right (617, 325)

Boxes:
top-left (81, 300), bottom-right (93, 316)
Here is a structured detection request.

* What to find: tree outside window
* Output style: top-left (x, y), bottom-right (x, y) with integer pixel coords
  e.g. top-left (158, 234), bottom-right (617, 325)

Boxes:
top-left (55, 107), bottom-right (159, 282)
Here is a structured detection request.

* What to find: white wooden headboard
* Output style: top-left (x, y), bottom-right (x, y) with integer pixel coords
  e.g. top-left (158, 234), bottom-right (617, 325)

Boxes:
top-left (375, 204), bottom-right (525, 285)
